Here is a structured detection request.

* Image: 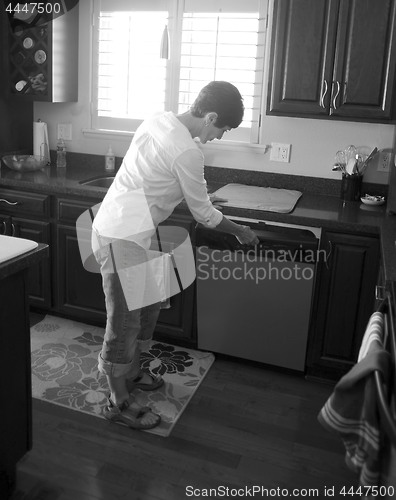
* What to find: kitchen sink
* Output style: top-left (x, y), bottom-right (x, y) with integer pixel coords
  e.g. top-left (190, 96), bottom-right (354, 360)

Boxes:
top-left (79, 176), bottom-right (115, 188)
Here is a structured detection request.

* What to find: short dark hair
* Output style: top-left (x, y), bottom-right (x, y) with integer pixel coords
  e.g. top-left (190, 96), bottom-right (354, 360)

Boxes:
top-left (190, 81), bottom-right (244, 129)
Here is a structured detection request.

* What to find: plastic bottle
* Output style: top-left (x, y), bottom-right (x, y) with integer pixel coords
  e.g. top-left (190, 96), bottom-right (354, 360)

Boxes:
top-left (56, 138), bottom-right (66, 168)
top-left (105, 145), bottom-right (115, 172)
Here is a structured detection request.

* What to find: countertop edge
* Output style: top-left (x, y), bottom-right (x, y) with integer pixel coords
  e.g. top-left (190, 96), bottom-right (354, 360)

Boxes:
top-left (0, 243), bottom-right (49, 281)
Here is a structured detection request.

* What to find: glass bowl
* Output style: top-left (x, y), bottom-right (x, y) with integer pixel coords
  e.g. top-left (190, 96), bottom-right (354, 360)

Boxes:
top-left (1, 154), bottom-right (49, 171)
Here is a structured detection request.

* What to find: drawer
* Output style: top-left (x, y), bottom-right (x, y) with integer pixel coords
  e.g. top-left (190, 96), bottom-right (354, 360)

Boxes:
top-left (56, 197), bottom-right (101, 224)
top-left (0, 188), bottom-right (50, 218)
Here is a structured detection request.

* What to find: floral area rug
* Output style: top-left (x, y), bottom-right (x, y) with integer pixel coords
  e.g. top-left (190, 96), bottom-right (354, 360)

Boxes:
top-left (30, 315), bottom-right (215, 437)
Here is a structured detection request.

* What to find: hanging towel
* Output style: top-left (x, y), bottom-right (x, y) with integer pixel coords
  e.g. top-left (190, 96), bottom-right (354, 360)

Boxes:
top-left (318, 312), bottom-right (391, 486)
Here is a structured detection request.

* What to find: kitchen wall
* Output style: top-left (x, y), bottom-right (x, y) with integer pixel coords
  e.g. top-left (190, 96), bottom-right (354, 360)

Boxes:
top-left (34, 0), bottom-right (396, 184)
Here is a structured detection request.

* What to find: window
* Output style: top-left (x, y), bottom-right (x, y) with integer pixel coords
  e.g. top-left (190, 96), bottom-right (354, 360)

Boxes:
top-left (92, 0), bottom-right (267, 144)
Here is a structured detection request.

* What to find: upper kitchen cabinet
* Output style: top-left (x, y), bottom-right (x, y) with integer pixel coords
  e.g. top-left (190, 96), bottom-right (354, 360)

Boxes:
top-left (2, 1), bottom-right (79, 102)
top-left (267, 0), bottom-right (396, 123)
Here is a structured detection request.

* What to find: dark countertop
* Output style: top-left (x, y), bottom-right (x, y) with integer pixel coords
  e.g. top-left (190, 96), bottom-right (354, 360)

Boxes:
top-left (1, 155), bottom-right (395, 284)
top-left (0, 243), bottom-right (49, 281)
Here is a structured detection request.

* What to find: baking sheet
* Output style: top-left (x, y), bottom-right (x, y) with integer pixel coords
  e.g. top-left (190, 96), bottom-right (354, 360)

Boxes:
top-left (212, 183), bottom-right (302, 213)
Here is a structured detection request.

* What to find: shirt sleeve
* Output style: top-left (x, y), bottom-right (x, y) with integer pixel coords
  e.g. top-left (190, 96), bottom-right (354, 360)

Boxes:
top-left (171, 148), bottom-right (223, 228)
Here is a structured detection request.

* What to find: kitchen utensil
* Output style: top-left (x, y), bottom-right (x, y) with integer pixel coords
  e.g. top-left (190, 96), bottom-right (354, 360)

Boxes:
top-left (334, 150), bottom-right (346, 173)
top-left (345, 145), bottom-right (357, 162)
top-left (1, 154), bottom-right (48, 171)
top-left (345, 157), bottom-right (357, 175)
top-left (359, 147), bottom-right (378, 175)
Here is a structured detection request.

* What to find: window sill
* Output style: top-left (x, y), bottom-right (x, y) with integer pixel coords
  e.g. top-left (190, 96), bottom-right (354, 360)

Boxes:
top-left (82, 128), bottom-right (134, 140)
top-left (82, 129), bottom-right (269, 154)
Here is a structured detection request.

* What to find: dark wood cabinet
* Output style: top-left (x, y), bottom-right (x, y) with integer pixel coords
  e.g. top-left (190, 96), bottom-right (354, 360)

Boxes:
top-left (56, 197), bottom-right (106, 323)
top-left (2, 3), bottom-right (78, 102)
top-left (0, 8), bottom-right (33, 154)
top-left (268, 0), bottom-right (396, 122)
top-left (0, 188), bottom-right (51, 308)
top-left (55, 196), bottom-right (197, 344)
top-left (306, 231), bottom-right (380, 380)
top-left (0, 269), bottom-right (31, 499)
top-left (155, 212), bottom-right (197, 347)
top-left (11, 217), bottom-right (51, 308)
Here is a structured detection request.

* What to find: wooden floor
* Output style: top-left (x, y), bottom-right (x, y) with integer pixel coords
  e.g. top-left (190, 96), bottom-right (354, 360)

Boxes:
top-left (10, 353), bottom-right (358, 500)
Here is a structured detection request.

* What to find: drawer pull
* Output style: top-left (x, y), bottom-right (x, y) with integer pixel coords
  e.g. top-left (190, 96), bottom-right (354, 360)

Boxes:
top-left (0, 198), bottom-right (20, 206)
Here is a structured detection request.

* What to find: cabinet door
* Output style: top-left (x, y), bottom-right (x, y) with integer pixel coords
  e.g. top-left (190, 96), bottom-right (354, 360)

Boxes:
top-left (331, 0), bottom-right (396, 120)
top-left (267, 0), bottom-right (339, 116)
top-left (56, 224), bottom-right (106, 324)
top-left (306, 232), bottom-right (380, 380)
top-left (0, 269), bottom-right (32, 495)
top-left (12, 216), bottom-right (51, 309)
top-left (4, 4), bottom-right (78, 102)
top-left (154, 212), bottom-right (196, 346)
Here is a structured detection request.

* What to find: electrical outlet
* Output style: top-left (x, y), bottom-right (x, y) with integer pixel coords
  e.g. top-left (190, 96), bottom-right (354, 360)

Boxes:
top-left (270, 143), bottom-right (291, 163)
top-left (377, 151), bottom-right (391, 172)
top-left (57, 123), bottom-right (72, 141)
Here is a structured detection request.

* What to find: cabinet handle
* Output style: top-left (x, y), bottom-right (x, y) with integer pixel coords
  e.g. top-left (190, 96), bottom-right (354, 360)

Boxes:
top-left (343, 81), bottom-right (347, 103)
top-left (332, 81), bottom-right (340, 110)
top-left (1, 221), bottom-right (6, 235)
top-left (0, 198), bottom-right (19, 206)
top-left (11, 223), bottom-right (16, 237)
top-left (320, 79), bottom-right (328, 108)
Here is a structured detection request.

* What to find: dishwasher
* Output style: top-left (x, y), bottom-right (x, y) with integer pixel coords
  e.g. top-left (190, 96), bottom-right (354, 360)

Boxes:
top-left (196, 217), bottom-right (322, 371)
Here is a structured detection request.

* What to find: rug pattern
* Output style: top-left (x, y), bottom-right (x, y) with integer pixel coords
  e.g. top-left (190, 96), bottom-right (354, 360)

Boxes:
top-left (30, 315), bottom-right (215, 436)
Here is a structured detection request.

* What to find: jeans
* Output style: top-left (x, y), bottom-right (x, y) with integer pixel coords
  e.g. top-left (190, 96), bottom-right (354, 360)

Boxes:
top-left (93, 233), bottom-right (161, 378)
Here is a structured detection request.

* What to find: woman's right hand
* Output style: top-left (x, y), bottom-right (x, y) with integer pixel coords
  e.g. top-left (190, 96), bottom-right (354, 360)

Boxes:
top-left (235, 225), bottom-right (259, 245)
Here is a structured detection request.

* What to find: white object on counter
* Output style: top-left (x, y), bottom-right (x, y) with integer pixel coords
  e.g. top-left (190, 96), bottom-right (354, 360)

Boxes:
top-left (33, 120), bottom-right (50, 162)
top-left (105, 146), bottom-right (115, 172)
top-left (212, 183), bottom-right (302, 213)
top-left (56, 138), bottom-right (66, 168)
top-left (0, 235), bottom-right (38, 263)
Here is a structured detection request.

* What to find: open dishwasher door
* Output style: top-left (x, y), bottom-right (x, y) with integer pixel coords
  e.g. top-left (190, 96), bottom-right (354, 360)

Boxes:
top-left (196, 219), bottom-right (321, 371)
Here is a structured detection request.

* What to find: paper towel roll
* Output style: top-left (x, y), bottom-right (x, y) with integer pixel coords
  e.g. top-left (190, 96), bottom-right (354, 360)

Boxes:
top-left (33, 120), bottom-right (50, 161)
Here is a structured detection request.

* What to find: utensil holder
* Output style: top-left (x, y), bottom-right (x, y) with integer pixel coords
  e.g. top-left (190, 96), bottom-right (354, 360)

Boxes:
top-left (340, 174), bottom-right (363, 202)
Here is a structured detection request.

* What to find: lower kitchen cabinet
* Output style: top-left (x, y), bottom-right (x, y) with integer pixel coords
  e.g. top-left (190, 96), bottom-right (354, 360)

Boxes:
top-left (155, 212), bottom-right (197, 346)
top-left (12, 217), bottom-right (51, 308)
top-left (55, 196), bottom-right (196, 344)
top-left (306, 230), bottom-right (380, 380)
top-left (0, 188), bottom-right (51, 308)
top-left (56, 197), bottom-right (106, 324)
top-left (0, 269), bottom-right (32, 498)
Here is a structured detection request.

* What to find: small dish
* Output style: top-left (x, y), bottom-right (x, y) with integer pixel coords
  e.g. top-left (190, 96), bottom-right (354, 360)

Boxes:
top-left (360, 195), bottom-right (385, 206)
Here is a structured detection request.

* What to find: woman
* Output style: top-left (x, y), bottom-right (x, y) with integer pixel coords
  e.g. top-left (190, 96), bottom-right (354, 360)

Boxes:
top-left (92, 81), bottom-right (259, 430)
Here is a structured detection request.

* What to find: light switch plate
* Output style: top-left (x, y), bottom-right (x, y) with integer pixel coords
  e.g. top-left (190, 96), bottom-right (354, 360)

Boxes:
top-left (270, 143), bottom-right (291, 162)
top-left (57, 123), bottom-right (72, 141)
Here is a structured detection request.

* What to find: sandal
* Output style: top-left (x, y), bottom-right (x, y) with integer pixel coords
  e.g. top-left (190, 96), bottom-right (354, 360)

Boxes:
top-left (126, 371), bottom-right (164, 392)
top-left (103, 397), bottom-right (161, 430)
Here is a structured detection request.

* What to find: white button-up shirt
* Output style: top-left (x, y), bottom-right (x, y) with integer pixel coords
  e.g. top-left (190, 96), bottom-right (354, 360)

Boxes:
top-left (93, 111), bottom-right (223, 249)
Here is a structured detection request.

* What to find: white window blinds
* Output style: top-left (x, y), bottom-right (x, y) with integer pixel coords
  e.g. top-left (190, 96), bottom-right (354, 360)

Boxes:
top-left (92, 0), bottom-right (267, 144)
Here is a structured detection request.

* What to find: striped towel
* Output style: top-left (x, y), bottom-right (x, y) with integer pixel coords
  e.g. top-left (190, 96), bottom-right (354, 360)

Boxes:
top-left (318, 312), bottom-right (391, 486)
